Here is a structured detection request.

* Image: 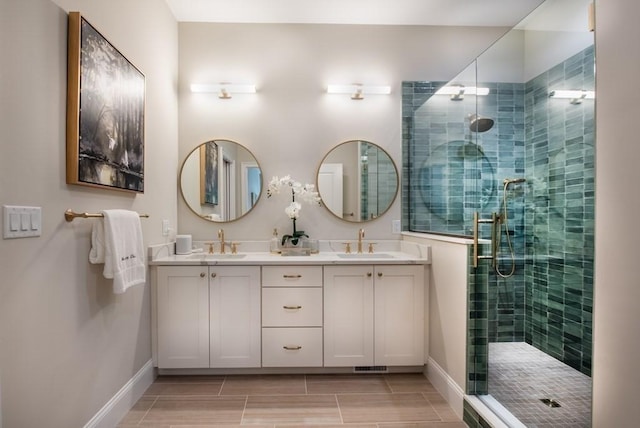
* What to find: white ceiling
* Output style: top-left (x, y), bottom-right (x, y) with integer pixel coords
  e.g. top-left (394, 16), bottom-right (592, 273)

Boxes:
top-left (165, 0), bottom-right (547, 26)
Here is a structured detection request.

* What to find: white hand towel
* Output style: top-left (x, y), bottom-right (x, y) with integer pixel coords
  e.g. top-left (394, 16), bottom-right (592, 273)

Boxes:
top-left (102, 209), bottom-right (146, 294)
top-left (89, 218), bottom-right (113, 272)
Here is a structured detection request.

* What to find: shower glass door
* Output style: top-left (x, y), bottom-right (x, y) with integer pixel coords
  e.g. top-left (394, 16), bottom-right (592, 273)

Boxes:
top-left (403, 0), bottom-right (594, 426)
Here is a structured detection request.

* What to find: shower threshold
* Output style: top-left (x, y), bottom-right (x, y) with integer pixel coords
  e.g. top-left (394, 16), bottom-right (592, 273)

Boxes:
top-left (477, 394), bottom-right (527, 428)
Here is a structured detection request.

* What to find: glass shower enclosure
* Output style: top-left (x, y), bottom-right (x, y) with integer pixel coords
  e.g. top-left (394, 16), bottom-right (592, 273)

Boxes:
top-left (403, 0), bottom-right (594, 426)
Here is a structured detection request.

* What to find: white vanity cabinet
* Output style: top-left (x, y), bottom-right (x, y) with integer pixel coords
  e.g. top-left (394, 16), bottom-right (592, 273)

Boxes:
top-left (156, 266), bottom-right (210, 368)
top-left (261, 266), bottom-right (323, 367)
top-left (156, 265), bottom-right (261, 369)
top-left (324, 264), bottom-right (425, 367)
top-left (209, 266), bottom-right (261, 368)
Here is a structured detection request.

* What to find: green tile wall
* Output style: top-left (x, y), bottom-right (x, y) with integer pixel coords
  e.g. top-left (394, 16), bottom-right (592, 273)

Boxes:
top-left (403, 45), bottom-right (594, 380)
top-left (523, 45), bottom-right (594, 376)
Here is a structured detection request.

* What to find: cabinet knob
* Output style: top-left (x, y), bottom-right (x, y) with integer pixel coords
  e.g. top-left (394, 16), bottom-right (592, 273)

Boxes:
top-left (367, 272), bottom-right (372, 277)
top-left (378, 272), bottom-right (383, 278)
top-left (283, 345), bottom-right (302, 351)
top-left (211, 273), bottom-right (217, 278)
top-left (200, 272), bottom-right (206, 278)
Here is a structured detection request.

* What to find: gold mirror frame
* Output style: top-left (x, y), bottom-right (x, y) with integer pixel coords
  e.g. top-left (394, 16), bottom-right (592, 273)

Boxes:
top-left (179, 139), bottom-right (262, 223)
top-left (316, 140), bottom-right (399, 223)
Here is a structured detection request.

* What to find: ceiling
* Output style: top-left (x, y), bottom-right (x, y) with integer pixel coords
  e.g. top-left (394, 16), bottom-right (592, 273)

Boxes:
top-left (164, 0), bottom-right (547, 26)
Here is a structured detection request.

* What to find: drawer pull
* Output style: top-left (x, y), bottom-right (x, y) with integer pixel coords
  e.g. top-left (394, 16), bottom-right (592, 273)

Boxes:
top-left (283, 345), bottom-right (302, 351)
top-left (283, 305), bottom-right (302, 310)
top-left (283, 274), bottom-right (302, 279)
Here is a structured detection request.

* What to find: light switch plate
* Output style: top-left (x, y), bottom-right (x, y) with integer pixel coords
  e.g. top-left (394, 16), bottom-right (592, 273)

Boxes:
top-left (392, 219), bottom-right (401, 234)
top-left (3, 205), bottom-right (41, 239)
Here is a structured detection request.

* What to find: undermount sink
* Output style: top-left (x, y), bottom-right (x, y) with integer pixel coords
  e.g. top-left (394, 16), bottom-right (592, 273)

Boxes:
top-left (187, 253), bottom-right (247, 260)
top-left (336, 253), bottom-right (394, 259)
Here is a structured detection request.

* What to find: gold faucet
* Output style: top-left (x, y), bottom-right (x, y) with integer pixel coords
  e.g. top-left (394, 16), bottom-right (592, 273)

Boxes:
top-left (357, 228), bottom-right (365, 253)
top-left (218, 229), bottom-right (226, 254)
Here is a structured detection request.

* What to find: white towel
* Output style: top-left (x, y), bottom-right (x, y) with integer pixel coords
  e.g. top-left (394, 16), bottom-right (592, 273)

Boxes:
top-left (97, 209), bottom-right (146, 294)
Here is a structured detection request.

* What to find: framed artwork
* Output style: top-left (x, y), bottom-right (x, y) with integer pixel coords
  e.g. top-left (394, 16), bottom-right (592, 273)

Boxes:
top-left (200, 141), bottom-right (219, 205)
top-left (66, 12), bottom-right (145, 193)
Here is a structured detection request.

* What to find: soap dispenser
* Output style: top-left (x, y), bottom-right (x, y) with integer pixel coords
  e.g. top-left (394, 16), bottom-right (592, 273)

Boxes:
top-left (270, 228), bottom-right (281, 254)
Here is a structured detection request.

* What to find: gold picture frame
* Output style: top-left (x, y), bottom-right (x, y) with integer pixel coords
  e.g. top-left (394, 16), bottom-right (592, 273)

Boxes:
top-left (66, 12), bottom-right (145, 193)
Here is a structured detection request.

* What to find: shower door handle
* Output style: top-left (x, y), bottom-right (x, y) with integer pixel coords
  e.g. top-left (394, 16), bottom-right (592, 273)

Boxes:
top-left (473, 212), bottom-right (498, 268)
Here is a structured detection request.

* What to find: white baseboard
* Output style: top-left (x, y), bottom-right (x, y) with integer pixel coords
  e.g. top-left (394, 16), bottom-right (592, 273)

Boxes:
top-left (425, 357), bottom-right (465, 419)
top-left (83, 359), bottom-right (155, 428)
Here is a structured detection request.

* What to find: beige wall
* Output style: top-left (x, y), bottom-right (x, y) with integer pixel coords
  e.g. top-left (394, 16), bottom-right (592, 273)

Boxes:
top-left (0, 0), bottom-right (178, 426)
top-left (593, 0), bottom-right (640, 425)
top-left (176, 23), bottom-right (510, 242)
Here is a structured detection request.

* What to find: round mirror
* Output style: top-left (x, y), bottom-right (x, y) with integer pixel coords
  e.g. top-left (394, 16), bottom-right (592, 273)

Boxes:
top-left (180, 139), bottom-right (262, 222)
top-left (317, 140), bottom-right (398, 222)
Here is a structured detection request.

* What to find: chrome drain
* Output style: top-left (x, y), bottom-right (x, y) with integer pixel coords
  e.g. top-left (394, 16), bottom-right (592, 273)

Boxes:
top-left (540, 398), bottom-right (561, 408)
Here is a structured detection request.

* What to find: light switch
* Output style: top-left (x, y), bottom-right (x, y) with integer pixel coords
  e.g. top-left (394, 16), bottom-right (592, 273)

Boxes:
top-left (31, 211), bottom-right (40, 230)
top-left (3, 205), bottom-right (42, 239)
top-left (21, 213), bottom-right (29, 231)
top-left (9, 213), bottom-right (20, 231)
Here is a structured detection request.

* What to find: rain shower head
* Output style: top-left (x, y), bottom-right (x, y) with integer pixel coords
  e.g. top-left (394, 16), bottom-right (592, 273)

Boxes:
top-left (468, 114), bottom-right (495, 133)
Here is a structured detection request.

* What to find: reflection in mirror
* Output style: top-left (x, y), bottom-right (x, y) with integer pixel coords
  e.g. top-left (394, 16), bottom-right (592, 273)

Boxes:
top-left (317, 140), bottom-right (398, 222)
top-left (180, 140), bottom-right (262, 222)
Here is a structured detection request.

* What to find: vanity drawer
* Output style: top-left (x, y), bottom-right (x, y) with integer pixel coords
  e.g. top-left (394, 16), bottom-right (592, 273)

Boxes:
top-left (262, 266), bottom-right (322, 287)
top-left (262, 327), bottom-right (323, 367)
top-left (262, 288), bottom-right (323, 327)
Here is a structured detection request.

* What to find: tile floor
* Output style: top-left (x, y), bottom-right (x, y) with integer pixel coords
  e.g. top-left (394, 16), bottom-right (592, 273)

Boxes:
top-left (488, 342), bottom-right (592, 427)
top-left (118, 373), bottom-right (468, 427)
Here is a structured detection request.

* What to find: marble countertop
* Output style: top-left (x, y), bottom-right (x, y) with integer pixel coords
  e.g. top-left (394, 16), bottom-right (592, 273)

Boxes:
top-left (148, 240), bottom-right (431, 266)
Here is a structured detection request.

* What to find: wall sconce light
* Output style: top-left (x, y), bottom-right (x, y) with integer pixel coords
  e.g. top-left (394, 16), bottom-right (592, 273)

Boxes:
top-left (549, 90), bottom-right (595, 104)
top-left (327, 84), bottom-right (391, 100)
top-left (435, 85), bottom-right (490, 100)
top-left (190, 83), bottom-right (256, 99)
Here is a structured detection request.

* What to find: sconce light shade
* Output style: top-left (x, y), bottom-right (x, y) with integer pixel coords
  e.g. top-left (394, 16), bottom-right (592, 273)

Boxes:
top-left (549, 89), bottom-right (595, 104)
top-left (190, 83), bottom-right (256, 99)
top-left (327, 84), bottom-right (391, 100)
top-left (435, 85), bottom-right (490, 100)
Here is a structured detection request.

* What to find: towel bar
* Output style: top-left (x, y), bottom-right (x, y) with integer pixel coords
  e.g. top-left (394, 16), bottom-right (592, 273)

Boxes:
top-left (64, 209), bottom-right (150, 222)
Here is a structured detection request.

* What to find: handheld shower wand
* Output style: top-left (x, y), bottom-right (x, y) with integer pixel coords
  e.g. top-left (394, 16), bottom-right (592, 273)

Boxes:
top-left (496, 178), bottom-right (526, 278)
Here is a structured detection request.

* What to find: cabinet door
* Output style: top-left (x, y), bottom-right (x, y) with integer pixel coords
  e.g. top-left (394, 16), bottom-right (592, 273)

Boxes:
top-left (324, 265), bottom-right (374, 366)
top-left (157, 266), bottom-right (209, 368)
top-left (374, 265), bottom-right (425, 366)
top-left (209, 266), bottom-right (261, 368)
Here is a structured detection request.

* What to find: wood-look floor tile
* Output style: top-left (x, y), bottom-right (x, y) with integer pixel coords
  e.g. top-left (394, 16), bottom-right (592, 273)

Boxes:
top-left (118, 396), bottom-right (156, 425)
top-left (220, 374), bottom-right (306, 395)
top-left (154, 375), bottom-right (226, 383)
top-left (243, 394), bottom-right (341, 424)
top-left (144, 382), bottom-right (224, 396)
top-left (171, 425), bottom-right (271, 428)
top-left (277, 425), bottom-right (376, 428)
top-left (337, 392), bottom-right (440, 423)
top-left (140, 396), bottom-right (246, 425)
top-left (378, 423), bottom-right (468, 428)
top-left (306, 374), bottom-right (391, 394)
top-left (423, 392), bottom-right (461, 422)
top-left (383, 374), bottom-right (438, 393)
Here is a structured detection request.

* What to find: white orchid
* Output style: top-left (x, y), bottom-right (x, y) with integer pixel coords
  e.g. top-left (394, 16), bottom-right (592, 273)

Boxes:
top-left (285, 201), bottom-right (302, 219)
top-left (268, 175), bottom-right (321, 246)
